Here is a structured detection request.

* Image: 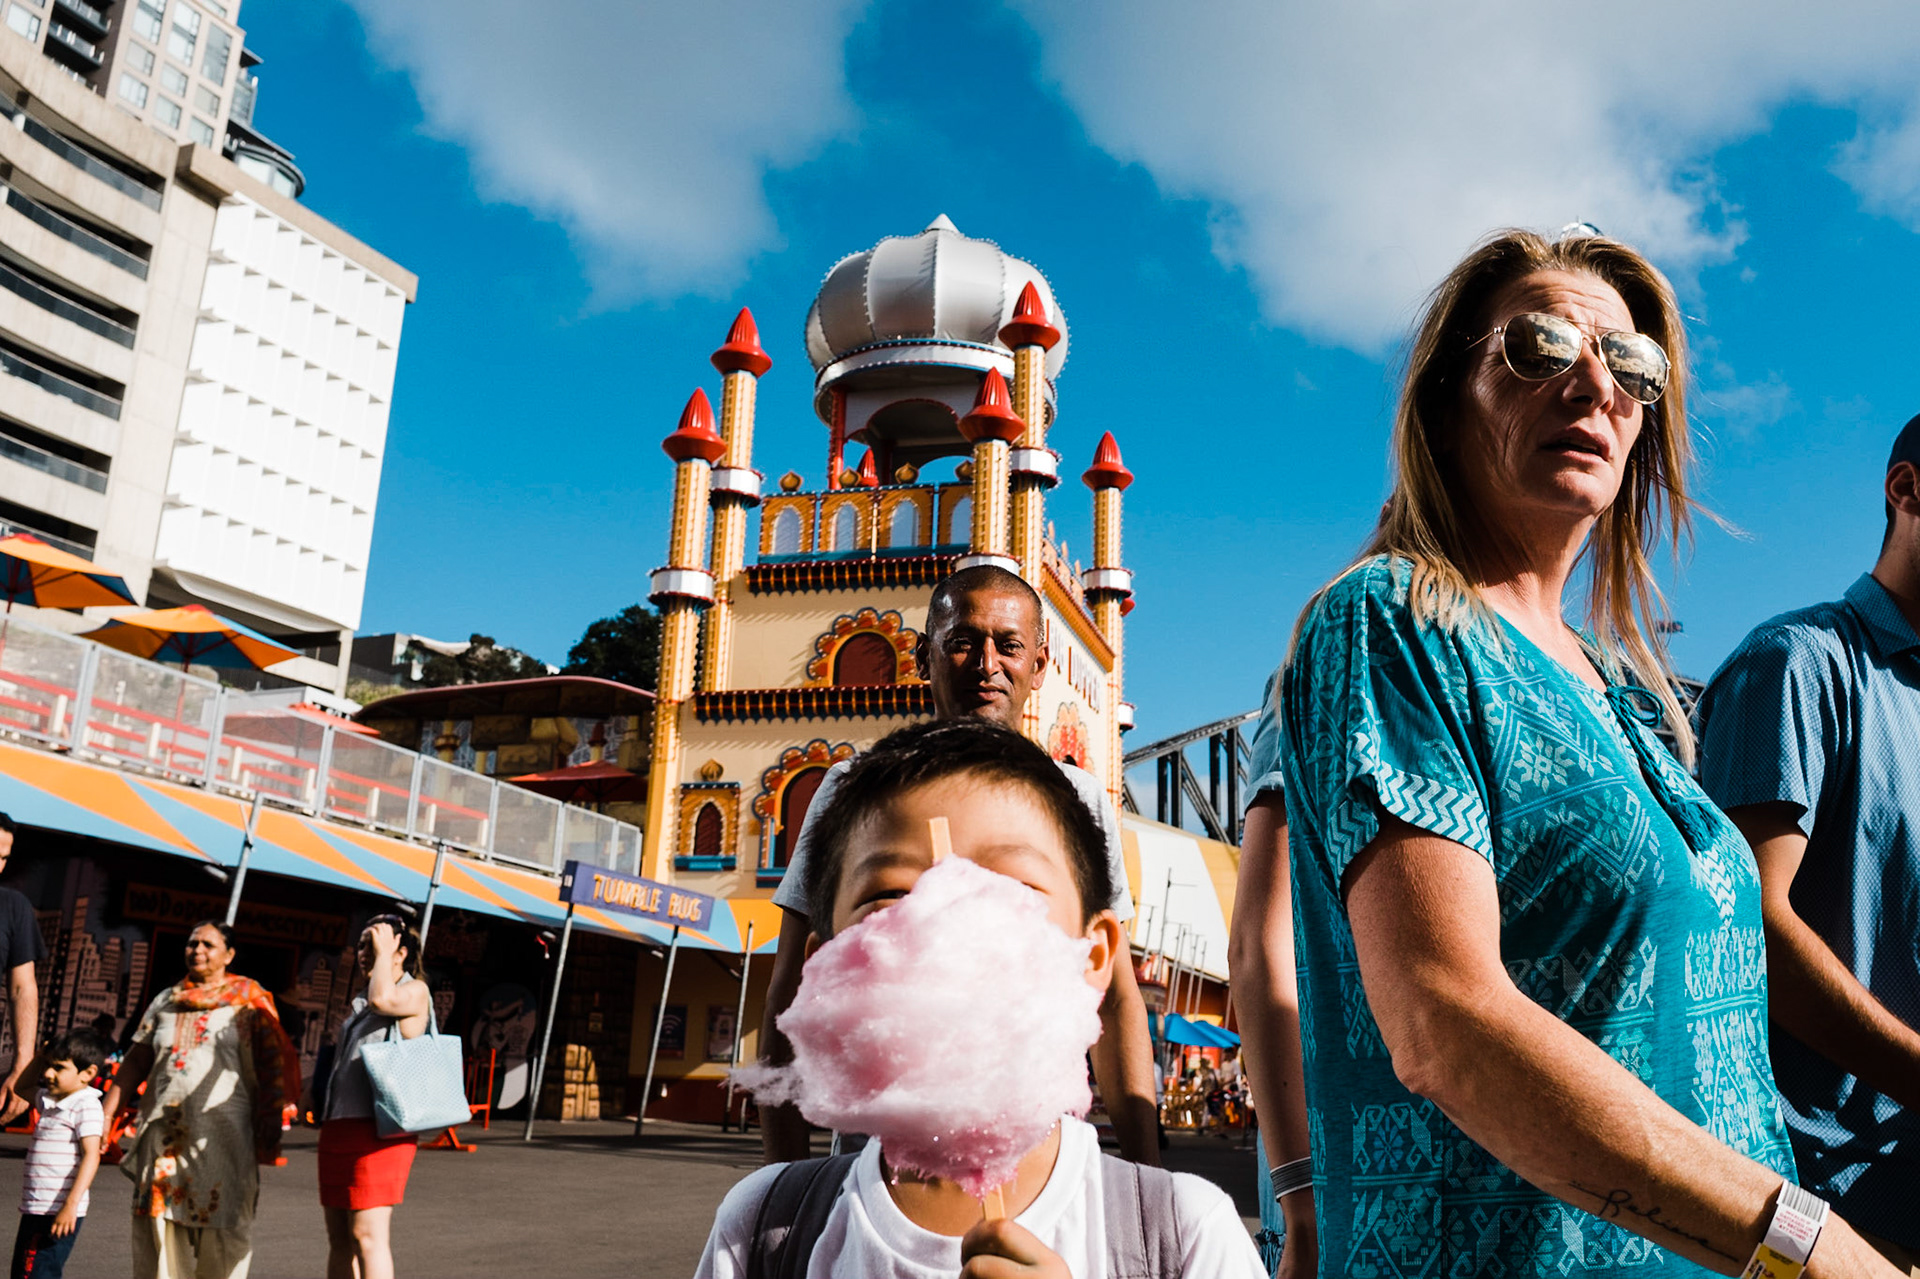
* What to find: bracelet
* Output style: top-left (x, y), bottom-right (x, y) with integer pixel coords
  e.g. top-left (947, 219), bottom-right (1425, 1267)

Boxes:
top-left (1741, 1182), bottom-right (1829, 1279)
top-left (1270, 1157), bottom-right (1313, 1201)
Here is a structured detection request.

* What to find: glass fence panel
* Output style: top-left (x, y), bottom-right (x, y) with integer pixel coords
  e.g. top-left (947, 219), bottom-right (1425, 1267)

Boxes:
top-left (0, 622), bottom-right (86, 743)
top-left (216, 708), bottom-right (325, 807)
top-left (325, 732), bottom-right (416, 831)
top-left (415, 755), bottom-right (491, 850)
top-left (491, 783), bottom-right (560, 870)
top-left (560, 806), bottom-right (617, 870)
top-left (84, 651), bottom-right (218, 782)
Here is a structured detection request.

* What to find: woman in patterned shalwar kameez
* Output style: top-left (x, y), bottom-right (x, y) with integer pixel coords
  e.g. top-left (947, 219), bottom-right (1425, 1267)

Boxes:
top-left (1273, 228), bottom-right (1902, 1279)
top-left (102, 920), bottom-right (300, 1279)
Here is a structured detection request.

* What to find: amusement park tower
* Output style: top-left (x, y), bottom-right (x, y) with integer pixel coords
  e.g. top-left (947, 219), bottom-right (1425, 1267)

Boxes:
top-left (640, 217), bottom-right (1135, 889)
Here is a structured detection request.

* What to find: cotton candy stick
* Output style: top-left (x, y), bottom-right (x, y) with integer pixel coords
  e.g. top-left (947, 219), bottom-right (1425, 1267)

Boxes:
top-left (928, 815), bottom-right (952, 863)
top-left (982, 1185), bottom-right (1007, 1220)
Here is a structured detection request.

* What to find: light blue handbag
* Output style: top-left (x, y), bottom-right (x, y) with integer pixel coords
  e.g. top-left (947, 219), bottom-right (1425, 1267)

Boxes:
top-left (358, 1007), bottom-right (472, 1137)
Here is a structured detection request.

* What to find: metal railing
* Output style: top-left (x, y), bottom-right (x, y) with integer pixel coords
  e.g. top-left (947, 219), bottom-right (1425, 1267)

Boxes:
top-left (0, 258), bottom-right (136, 348)
top-left (0, 343), bottom-right (121, 419)
top-left (0, 433), bottom-right (108, 492)
top-left (43, 23), bottom-right (102, 66)
top-left (0, 616), bottom-right (644, 875)
top-left (51, 0), bottom-right (107, 34)
top-left (0, 102), bottom-right (166, 211)
top-left (0, 184), bottom-right (150, 279)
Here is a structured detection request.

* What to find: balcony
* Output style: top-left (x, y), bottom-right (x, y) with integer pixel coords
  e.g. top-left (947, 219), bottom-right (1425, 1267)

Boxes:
top-left (50, 0), bottom-right (107, 39)
top-left (0, 342), bottom-right (121, 419)
top-left (0, 102), bottom-right (165, 212)
top-left (0, 616), bottom-right (645, 875)
top-left (0, 185), bottom-right (149, 280)
top-left (0, 259), bottom-right (136, 348)
top-left (0, 431), bottom-right (108, 493)
top-left (42, 23), bottom-right (103, 70)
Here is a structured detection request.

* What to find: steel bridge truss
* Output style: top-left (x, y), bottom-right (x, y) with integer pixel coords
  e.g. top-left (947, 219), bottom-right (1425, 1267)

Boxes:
top-left (1120, 708), bottom-right (1258, 844)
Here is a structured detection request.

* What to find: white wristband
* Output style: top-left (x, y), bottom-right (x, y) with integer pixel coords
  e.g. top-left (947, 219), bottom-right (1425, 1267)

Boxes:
top-left (1741, 1182), bottom-right (1829, 1279)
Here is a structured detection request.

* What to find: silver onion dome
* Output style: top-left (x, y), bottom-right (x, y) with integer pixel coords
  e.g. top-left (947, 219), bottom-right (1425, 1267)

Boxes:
top-left (805, 216), bottom-right (1070, 396)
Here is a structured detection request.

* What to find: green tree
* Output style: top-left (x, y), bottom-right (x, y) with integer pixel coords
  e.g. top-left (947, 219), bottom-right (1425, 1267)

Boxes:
top-left (407, 634), bottom-right (548, 687)
top-left (563, 604), bottom-right (660, 690)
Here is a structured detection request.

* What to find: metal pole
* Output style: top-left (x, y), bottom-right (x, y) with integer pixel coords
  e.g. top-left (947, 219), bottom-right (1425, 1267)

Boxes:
top-left (1188, 939), bottom-right (1207, 1016)
top-left (633, 924), bottom-right (682, 1139)
top-left (722, 921), bottom-right (755, 1128)
top-left (522, 903), bottom-right (576, 1141)
top-left (417, 841), bottom-right (448, 953)
top-left (222, 791), bottom-right (262, 926)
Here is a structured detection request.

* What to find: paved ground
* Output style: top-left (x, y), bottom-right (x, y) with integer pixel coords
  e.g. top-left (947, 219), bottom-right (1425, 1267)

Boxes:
top-left (0, 1120), bottom-right (1263, 1277)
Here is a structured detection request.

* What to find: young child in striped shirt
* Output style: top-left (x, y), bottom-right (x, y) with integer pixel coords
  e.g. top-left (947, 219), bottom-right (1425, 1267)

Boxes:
top-left (10, 1029), bottom-right (109, 1279)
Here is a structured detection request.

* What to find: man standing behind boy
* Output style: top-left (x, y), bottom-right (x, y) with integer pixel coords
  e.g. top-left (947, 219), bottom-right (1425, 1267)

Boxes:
top-left (0, 816), bottom-right (45, 1127)
top-left (1696, 416), bottom-right (1920, 1274)
top-left (758, 566), bottom-right (1159, 1166)
top-left (10, 1030), bottom-right (108, 1279)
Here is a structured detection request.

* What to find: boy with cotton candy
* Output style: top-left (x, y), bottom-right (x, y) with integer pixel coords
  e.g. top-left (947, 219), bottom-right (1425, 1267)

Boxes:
top-left (701, 720), bottom-right (1264, 1279)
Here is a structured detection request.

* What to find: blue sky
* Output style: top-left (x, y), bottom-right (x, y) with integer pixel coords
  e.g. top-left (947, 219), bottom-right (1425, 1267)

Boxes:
top-left (247, 1), bottom-right (1920, 743)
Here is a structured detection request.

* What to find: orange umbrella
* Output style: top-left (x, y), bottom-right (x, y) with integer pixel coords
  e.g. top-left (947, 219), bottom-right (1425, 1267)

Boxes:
top-left (508, 760), bottom-right (647, 807)
top-left (0, 534), bottom-right (134, 611)
top-left (81, 604), bottom-right (298, 672)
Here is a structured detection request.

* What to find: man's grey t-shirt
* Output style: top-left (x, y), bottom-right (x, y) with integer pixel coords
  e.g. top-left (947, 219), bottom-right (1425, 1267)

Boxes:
top-left (769, 756), bottom-right (1134, 924)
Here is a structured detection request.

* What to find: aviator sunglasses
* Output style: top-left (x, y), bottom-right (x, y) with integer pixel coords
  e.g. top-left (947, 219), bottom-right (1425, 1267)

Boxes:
top-left (1479, 312), bottom-right (1670, 406)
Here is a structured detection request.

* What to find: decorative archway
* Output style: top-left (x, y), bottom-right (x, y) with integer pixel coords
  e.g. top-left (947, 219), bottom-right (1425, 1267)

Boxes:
top-left (804, 608), bottom-right (920, 686)
top-left (753, 739), bottom-right (856, 870)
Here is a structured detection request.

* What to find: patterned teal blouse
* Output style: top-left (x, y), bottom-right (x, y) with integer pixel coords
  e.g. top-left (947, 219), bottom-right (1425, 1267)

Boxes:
top-left (1279, 557), bottom-right (1795, 1278)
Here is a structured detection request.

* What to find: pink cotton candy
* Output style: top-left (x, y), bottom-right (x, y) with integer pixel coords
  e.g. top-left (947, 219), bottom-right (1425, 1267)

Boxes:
top-left (733, 856), bottom-right (1103, 1197)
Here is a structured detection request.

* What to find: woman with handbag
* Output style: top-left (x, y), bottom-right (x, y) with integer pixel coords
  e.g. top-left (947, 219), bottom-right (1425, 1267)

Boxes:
top-left (101, 920), bottom-right (302, 1279)
top-left (319, 916), bottom-right (429, 1279)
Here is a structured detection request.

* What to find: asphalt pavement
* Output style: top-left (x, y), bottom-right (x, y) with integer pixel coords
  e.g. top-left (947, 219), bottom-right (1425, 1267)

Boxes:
top-left (0, 1119), bottom-right (1261, 1277)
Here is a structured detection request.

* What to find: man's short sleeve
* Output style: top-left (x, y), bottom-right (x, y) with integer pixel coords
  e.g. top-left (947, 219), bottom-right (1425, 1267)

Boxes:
top-left (1061, 763), bottom-right (1133, 922)
top-left (1696, 625), bottom-right (1842, 839)
top-left (768, 761), bottom-right (852, 918)
top-left (1242, 667), bottom-right (1284, 813)
top-left (1280, 560), bottom-right (1491, 889)
top-left (0, 889), bottom-right (44, 973)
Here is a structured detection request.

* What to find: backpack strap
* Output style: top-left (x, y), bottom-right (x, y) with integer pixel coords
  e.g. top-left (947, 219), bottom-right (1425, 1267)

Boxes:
top-left (746, 1153), bottom-right (858, 1279)
top-left (1101, 1154), bottom-right (1183, 1279)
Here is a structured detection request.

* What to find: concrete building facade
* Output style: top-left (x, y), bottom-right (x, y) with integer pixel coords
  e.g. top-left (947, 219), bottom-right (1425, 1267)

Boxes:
top-left (0, 13), bottom-right (412, 693)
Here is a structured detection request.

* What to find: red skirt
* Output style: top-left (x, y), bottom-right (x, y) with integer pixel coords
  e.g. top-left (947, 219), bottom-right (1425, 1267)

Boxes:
top-left (318, 1117), bottom-right (418, 1209)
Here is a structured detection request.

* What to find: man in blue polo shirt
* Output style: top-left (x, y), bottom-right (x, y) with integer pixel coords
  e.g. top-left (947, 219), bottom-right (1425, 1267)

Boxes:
top-left (1697, 416), bottom-right (1920, 1275)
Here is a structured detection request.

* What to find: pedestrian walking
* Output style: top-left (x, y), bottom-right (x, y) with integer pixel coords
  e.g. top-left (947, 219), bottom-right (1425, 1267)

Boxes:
top-left (102, 921), bottom-right (301, 1279)
top-left (9, 1029), bottom-right (108, 1279)
top-left (1277, 227), bottom-right (1899, 1275)
top-left (1696, 414), bottom-right (1920, 1275)
top-left (318, 916), bottom-right (430, 1279)
top-left (0, 814), bottom-right (47, 1128)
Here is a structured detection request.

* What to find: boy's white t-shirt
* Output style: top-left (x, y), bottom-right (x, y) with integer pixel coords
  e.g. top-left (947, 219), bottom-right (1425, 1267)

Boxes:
top-left (693, 1118), bottom-right (1265, 1279)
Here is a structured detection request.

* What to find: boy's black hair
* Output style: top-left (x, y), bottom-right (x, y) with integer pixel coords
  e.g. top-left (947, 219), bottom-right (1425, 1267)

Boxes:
top-left (0, 812), bottom-right (15, 835)
top-left (47, 1028), bottom-right (111, 1073)
top-left (802, 719), bottom-right (1112, 937)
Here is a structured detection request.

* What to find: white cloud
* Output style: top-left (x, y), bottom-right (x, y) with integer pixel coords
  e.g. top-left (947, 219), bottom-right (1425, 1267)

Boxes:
top-left (346, 0), bottom-right (870, 300)
top-left (1006, 0), bottom-right (1920, 350)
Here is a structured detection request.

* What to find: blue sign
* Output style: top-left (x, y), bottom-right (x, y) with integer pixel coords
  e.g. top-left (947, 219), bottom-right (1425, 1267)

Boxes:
top-left (559, 861), bottom-right (716, 931)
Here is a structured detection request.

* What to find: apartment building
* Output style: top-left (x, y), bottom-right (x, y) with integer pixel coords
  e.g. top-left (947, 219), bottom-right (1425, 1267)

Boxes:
top-left (0, 5), bottom-right (413, 693)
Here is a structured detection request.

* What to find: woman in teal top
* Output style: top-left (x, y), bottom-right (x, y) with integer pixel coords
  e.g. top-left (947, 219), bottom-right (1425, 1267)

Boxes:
top-left (1276, 229), bottom-right (1898, 1279)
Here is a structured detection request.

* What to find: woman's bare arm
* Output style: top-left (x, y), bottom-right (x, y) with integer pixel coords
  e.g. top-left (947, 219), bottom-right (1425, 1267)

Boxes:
top-left (1227, 794), bottom-right (1316, 1272)
top-left (365, 958), bottom-right (430, 1037)
top-left (1346, 814), bottom-right (1898, 1279)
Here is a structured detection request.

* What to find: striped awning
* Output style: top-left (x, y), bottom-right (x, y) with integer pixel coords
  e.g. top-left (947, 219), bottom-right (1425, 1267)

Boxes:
top-left (1120, 813), bottom-right (1240, 981)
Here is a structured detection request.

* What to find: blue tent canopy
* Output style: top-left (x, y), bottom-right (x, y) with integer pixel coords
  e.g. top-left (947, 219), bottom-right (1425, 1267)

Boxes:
top-left (1158, 1013), bottom-right (1241, 1048)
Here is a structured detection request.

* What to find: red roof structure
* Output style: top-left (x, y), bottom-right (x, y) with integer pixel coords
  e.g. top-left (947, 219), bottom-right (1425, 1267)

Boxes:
top-left (710, 307), bottom-right (772, 377)
top-left (958, 368), bottom-right (1025, 444)
top-left (1082, 431), bottom-right (1134, 491)
top-left (998, 281), bottom-right (1062, 351)
top-left (661, 389), bottom-right (726, 464)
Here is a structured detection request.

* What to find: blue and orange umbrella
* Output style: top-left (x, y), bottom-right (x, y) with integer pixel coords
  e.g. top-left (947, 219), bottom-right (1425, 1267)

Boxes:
top-left (0, 533), bottom-right (134, 611)
top-left (81, 604), bottom-right (297, 672)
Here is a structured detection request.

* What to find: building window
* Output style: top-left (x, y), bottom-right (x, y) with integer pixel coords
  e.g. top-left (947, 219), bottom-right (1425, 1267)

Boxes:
top-left (199, 22), bottom-right (229, 83)
top-left (691, 803), bottom-right (723, 859)
top-left (5, 4), bottom-right (38, 39)
top-left (187, 117), bottom-right (213, 146)
top-left (160, 63), bottom-right (187, 95)
top-left (131, 0), bottom-right (161, 40)
top-left (832, 633), bottom-right (897, 687)
top-left (947, 495), bottom-right (970, 544)
top-left (888, 501), bottom-right (917, 548)
top-left (830, 503), bottom-right (858, 551)
top-left (166, 3), bottom-right (198, 62)
top-left (193, 85), bottom-right (218, 115)
top-left (154, 97), bottom-right (181, 128)
top-left (116, 74), bottom-right (148, 108)
top-left (770, 506), bottom-right (800, 555)
top-left (126, 42), bottom-right (154, 73)
top-left (773, 768), bottom-right (827, 868)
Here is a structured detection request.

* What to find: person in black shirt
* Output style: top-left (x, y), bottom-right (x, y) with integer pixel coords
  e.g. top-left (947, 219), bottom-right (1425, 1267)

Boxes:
top-left (0, 814), bottom-right (47, 1126)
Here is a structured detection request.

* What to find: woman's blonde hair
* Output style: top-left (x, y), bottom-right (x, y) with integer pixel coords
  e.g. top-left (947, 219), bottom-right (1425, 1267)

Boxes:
top-left (1351, 227), bottom-right (1699, 761)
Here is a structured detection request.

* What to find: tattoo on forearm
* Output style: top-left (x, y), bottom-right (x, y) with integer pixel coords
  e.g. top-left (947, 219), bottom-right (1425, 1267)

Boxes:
top-left (1568, 1181), bottom-right (1740, 1265)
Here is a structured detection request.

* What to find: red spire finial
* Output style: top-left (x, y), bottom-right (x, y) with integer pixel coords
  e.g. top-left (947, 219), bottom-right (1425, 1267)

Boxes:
top-left (711, 307), bottom-right (772, 376)
top-left (855, 449), bottom-right (879, 488)
top-left (1082, 432), bottom-right (1133, 491)
top-left (958, 368), bottom-right (1026, 444)
top-left (999, 281), bottom-right (1061, 351)
top-left (661, 389), bottom-right (725, 463)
